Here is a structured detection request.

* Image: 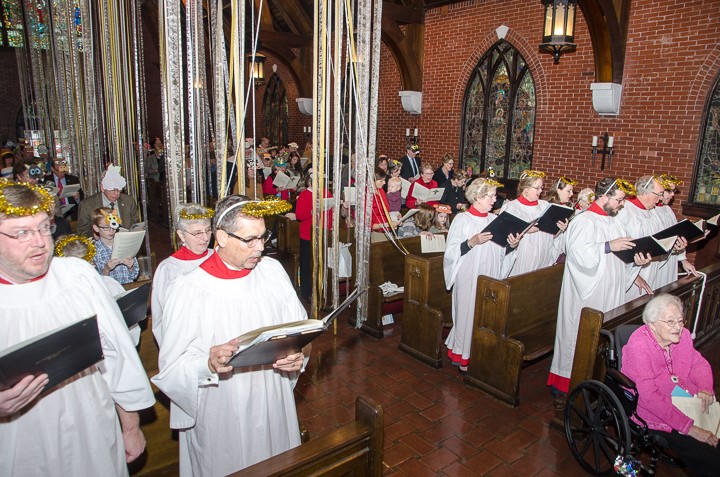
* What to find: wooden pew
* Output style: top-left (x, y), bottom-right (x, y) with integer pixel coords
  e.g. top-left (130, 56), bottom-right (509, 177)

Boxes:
top-left (399, 253), bottom-right (452, 368)
top-left (230, 396), bottom-right (383, 477)
top-left (464, 263), bottom-right (565, 407)
top-left (266, 215), bottom-right (300, 291)
top-left (552, 261), bottom-right (720, 425)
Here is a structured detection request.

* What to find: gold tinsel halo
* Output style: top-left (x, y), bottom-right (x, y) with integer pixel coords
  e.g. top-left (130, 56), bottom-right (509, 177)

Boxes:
top-left (520, 169), bottom-right (546, 180)
top-left (482, 178), bottom-right (504, 189)
top-left (180, 208), bottom-right (214, 221)
top-left (0, 178), bottom-right (55, 217)
top-left (658, 173), bottom-right (683, 190)
top-left (558, 176), bottom-right (578, 187)
top-left (615, 178), bottom-right (637, 196)
top-left (55, 235), bottom-right (96, 263)
top-left (241, 197), bottom-right (292, 217)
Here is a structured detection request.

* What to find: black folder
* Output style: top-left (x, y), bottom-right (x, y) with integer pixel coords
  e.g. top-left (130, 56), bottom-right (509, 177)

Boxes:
top-left (535, 204), bottom-right (575, 235)
top-left (116, 282), bottom-right (151, 328)
top-left (0, 316), bottom-right (103, 392)
top-left (481, 211), bottom-right (536, 247)
top-left (653, 219), bottom-right (705, 242)
top-left (612, 235), bottom-right (677, 264)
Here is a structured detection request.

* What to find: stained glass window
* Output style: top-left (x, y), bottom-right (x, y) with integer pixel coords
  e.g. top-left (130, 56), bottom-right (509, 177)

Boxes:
top-left (263, 73), bottom-right (288, 147)
top-left (25, 0), bottom-right (49, 50)
top-left (692, 74), bottom-right (720, 206)
top-left (2, 0), bottom-right (25, 48)
top-left (461, 41), bottom-right (536, 178)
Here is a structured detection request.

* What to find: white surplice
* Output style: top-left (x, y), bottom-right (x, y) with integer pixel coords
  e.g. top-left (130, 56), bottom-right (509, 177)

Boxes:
top-left (500, 199), bottom-right (560, 277)
top-left (443, 211), bottom-right (514, 363)
top-left (652, 204), bottom-right (685, 288)
top-left (616, 199), bottom-right (660, 301)
top-left (150, 249), bottom-right (212, 346)
top-left (152, 257), bottom-right (306, 477)
top-left (549, 207), bottom-right (641, 386)
top-left (0, 257), bottom-right (155, 477)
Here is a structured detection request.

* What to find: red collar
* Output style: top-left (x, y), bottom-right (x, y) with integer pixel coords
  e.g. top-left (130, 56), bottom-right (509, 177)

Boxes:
top-left (200, 251), bottom-right (252, 279)
top-left (656, 201), bottom-right (665, 207)
top-left (587, 202), bottom-right (608, 216)
top-left (0, 271), bottom-right (48, 285)
top-left (517, 195), bottom-right (538, 206)
top-left (628, 197), bottom-right (647, 210)
top-left (172, 246), bottom-right (210, 261)
top-left (468, 205), bottom-right (488, 217)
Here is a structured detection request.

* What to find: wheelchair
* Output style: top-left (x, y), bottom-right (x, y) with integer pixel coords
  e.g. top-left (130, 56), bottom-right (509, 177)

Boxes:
top-left (563, 325), bottom-right (684, 476)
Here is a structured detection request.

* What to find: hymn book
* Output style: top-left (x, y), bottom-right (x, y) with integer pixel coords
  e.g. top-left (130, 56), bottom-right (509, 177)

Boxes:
top-left (481, 211), bottom-right (537, 247)
top-left (612, 235), bottom-right (678, 263)
top-left (116, 282), bottom-right (151, 328)
top-left (0, 317), bottom-right (103, 392)
top-left (653, 218), bottom-right (706, 243)
top-left (411, 185), bottom-right (445, 203)
top-left (272, 171), bottom-right (300, 190)
top-left (343, 187), bottom-right (357, 206)
top-left (535, 203), bottom-right (575, 235)
top-left (58, 183), bottom-right (81, 200)
top-left (228, 288), bottom-right (363, 368)
top-left (421, 234), bottom-right (446, 253)
top-left (111, 230), bottom-right (146, 260)
top-left (672, 394), bottom-right (720, 437)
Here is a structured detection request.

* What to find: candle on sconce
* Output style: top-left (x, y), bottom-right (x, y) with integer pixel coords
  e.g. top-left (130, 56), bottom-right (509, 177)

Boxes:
top-left (406, 128), bottom-right (410, 137)
top-left (414, 128), bottom-right (418, 137)
top-left (303, 127), bottom-right (307, 133)
top-left (607, 136), bottom-right (614, 148)
top-left (592, 136), bottom-right (598, 147)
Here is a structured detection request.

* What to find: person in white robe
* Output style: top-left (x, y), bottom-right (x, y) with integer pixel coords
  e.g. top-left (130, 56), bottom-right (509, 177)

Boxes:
top-left (151, 204), bottom-right (214, 346)
top-left (444, 178), bottom-right (520, 373)
top-left (152, 194), bottom-right (308, 477)
top-left (0, 181), bottom-right (154, 477)
top-left (548, 177), bottom-right (652, 396)
top-left (500, 170), bottom-right (566, 277)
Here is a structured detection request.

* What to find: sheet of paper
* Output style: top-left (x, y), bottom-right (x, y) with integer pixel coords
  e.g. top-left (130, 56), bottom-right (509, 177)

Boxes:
top-left (400, 178), bottom-right (412, 199)
top-left (344, 187), bottom-right (357, 205)
top-left (111, 230), bottom-right (146, 260)
top-left (273, 171), bottom-right (291, 189)
top-left (59, 183), bottom-right (81, 199)
top-left (322, 197), bottom-right (335, 211)
top-left (421, 234), bottom-right (446, 253)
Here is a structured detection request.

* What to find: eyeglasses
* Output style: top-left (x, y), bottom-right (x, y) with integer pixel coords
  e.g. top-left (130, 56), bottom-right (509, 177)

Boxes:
top-left (529, 185), bottom-right (543, 190)
top-left (226, 230), bottom-right (271, 248)
top-left (96, 225), bottom-right (115, 231)
top-left (0, 222), bottom-right (56, 242)
top-left (657, 318), bottom-right (685, 328)
top-left (650, 190), bottom-right (664, 198)
top-left (609, 196), bottom-right (626, 203)
top-left (184, 227), bottom-right (213, 238)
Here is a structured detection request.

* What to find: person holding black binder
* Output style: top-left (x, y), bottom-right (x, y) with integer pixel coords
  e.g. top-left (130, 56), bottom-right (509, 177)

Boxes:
top-left (152, 194), bottom-right (308, 476)
top-left (0, 180), bottom-right (155, 475)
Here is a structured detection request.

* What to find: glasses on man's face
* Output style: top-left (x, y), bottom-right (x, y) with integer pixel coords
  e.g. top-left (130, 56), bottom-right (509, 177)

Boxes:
top-left (96, 225), bottom-right (115, 231)
top-left (650, 190), bottom-right (664, 198)
top-left (184, 228), bottom-right (213, 238)
top-left (0, 222), bottom-right (56, 242)
top-left (609, 196), bottom-right (625, 203)
top-left (658, 318), bottom-right (685, 328)
top-left (226, 230), bottom-right (271, 248)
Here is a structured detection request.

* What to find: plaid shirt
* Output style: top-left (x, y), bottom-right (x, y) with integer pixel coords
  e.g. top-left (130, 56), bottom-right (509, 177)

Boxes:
top-left (93, 239), bottom-right (139, 285)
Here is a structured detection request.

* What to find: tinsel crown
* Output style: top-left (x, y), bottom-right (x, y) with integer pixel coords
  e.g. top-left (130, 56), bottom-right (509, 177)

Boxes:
top-left (0, 179), bottom-right (55, 217)
top-left (55, 235), bottom-right (96, 263)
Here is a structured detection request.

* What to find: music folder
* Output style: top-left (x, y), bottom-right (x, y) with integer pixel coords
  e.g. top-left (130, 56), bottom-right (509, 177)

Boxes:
top-left (535, 203), bottom-right (575, 235)
top-left (116, 282), bottom-right (151, 328)
top-left (653, 218), bottom-right (705, 243)
top-left (612, 235), bottom-right (677, 263)
top-left (0, 316), bottom-right (103, 392)
top-left (228, 288), bottom-right (364, 368)
top-left (481, 211), bottom-right (536, 247)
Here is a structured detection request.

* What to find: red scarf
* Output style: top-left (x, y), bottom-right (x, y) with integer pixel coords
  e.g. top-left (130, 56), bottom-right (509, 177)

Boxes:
top-left (200, 251), bottom-right (252, 279)
top-left (172, 246), bottom-right (209, 261)
top-left (587, 202), bottom-right (608, 216)
top-left (468, 205), bottom-right (488, 217)
top-left (517, 195), bottom-right (538, 206)
top-left (0, 272), bottom-right (48, 285)
top-left (627, 197), bottom-right (646, 210)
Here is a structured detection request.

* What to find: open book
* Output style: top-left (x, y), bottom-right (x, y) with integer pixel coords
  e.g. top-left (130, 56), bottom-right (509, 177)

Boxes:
top-left (421, 233), bottom-right (446, 253)
top-left (116, 282), bottom-right (151, 328)
top-left (228, 288), bottom-right (364, 368)
top-left (343, 186), bottom-right (357, 205)
top-left (612, 235), bottom-right (677, 263)
top-left (58, 183), bottom-right (81, 199)
top-left (536, 203), bottom-right (575, 235)
top-left (400, 178), bottom-right (412, 199)
top-left (272, 171), bottom-right (300, 190)
top-left (672, 392), bottom-right (720, 437)
top-left (411, 185), bottom-right (444, 203)
top-left (0, 316), bottom-right (103, 392)
top-left (481, 211), bottom-right (537, 247)
top-left (653, 218), bottom-right (706, 243)
top-left (111, 229), bottom-right (146, 260)
top-left (397, 208), bottom-right (419, 223)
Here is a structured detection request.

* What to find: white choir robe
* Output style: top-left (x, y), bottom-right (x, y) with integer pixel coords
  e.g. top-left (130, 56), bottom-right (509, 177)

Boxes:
top-left (152, 257), bottom-right (306, 477)
top-left (443, 211), bottom-right (515, 364)
top-left (101, 275), bottom-right (141, 345)
top-left (0, 257), bottom-right (155, 477)
top-left (549, 208), bottom-right (641, 390)
top-left (652, 204), bottom-right (685, 288)
top-left (500, 199), bottom-right (561, 277)
top-left (151, 249), bottom-right (212, 346)
top-left (616, 200), bottom-right (659, 301)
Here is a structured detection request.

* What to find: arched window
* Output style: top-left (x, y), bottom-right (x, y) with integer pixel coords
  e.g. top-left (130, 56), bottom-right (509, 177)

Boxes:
top-left (262, 73), bottom-right (288, 147)
top-left (691, 73), bottom-right (720, 207)
top-left (460, 41), bottom-right (536, 179)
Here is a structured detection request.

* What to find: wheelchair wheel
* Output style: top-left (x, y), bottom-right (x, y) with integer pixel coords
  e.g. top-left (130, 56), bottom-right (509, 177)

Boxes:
top-left (564, 380), bottom-right (632, 476)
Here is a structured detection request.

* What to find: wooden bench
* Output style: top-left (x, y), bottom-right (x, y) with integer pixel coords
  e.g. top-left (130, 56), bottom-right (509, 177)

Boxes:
top-left (230, 396), bottom-right (383, 477)
top-left (265, 215), bottom-right (300, 291)
top-left (552, 261), bottom-right (720, 425)
top-left (464, 263), bottom-right (565, 407)
top-left (399, 253), bottom-right (452, 368)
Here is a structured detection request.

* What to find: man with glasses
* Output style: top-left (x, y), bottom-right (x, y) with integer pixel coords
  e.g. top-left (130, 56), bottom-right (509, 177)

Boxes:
top-left (548, 177), bottom-right (653, 404)
top-left (153, 194), bottom-right (308, 476)
top-left (0, 180), bottom-right (155, 475)
top-left (77, 166), bottom-right (139, 237)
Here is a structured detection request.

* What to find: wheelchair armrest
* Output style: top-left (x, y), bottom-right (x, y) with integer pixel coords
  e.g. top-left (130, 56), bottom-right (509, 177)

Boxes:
top-left (606, 367), bottom-right (636, 391)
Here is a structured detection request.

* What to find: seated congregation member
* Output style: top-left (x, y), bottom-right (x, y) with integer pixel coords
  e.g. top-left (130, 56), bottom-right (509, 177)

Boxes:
top-left (152, 195), bottom-right (308, 476)
top-left (77, 165), bottom-right (139, 237)
top-left (622, 294), bottom-right (720, 476)
top-left (376, 154), bottom-right (389, 173)
top-left (500, 170), bottom-right (566, 277)
top-left (397, 203), bottom-right (435, 238)
top-left (295, 174), bottom-right (333, 301)
top-left (653, 173), bottom-right (698, 288)
top-left (371, 168), bottom-right (397, 233)
top-left (45, 157), bottom-right (84, 219)
top-left (433, 154), bottom-right (455, 186)
top-left (548, 177), bottom-right (652, 399)
top-left (92, 207), bottom-right (140, 285)
top-left (386, 176), bottom-right (403, 220)
top-left (431, 204), bottom-right (452, 233)
top-left (151, 204), bottom-right (214, 346)
top-left (544, 176), bottom-right (576, 207)
top-left (405, 163), bottom-right (439, 209)
top-left (443, 178), bottom-right (521, 373)
top-left (262, 157), bottom-right (294, 201)
top-left (0, 180), bottom-right (154, 475)
top-left (439, 170), bottom-right (469, 214)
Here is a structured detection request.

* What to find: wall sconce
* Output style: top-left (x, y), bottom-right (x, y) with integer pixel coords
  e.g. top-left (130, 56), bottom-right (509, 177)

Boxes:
top-left (539, 0), bottom-right (577, 63)
top-left (591, 133), bottom-right (614, 170)
top-left (405, 128), bottom-right (419, 147)
top-left (246, 53), bottom-right (265, 86)
top-left (303, 126), bottom-right (312, 139)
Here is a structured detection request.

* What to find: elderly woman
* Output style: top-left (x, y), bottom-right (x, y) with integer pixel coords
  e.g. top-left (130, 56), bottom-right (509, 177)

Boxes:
top-left (500, 170), bottom-right (566, 277)
top-left (544, 176), bottom-right (577, 207)
top-left (621, 294), bottom-right (720, 476)
top-left (433, 154), bottom-right (455, 186)
top-left (575, 188), bottom-right (595, 211)
top-left (151, 204), bottom-right (214, 346)
top-left (443, 178), bottom-right (520, 373)
top-left (405, 163), bottom-right (439, 209)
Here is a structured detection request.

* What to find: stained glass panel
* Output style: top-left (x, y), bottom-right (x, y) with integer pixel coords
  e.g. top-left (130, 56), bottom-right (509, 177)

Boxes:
top-left (25, 0), bottom-right (50, 50)
top-left (263, 74), bottom-right (289, 147)
top-left (693, 79), bottom-right (720, 205)
top-left (509, 73), bottom-right (536, 177)
top-left (486, 63), bottom-right (510, 177)
top-left (3, 0), bottom-right (25, 47)
top-left (461, 73), bottom-right (486, 174)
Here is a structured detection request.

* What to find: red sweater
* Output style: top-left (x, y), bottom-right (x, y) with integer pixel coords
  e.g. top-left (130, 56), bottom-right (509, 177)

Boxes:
top-left (405, 179), bottom-right (439, 209)
top-left (295, 189), bottom-right (333, 240)
top-left (262, 174), bottom-right (291, 200)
